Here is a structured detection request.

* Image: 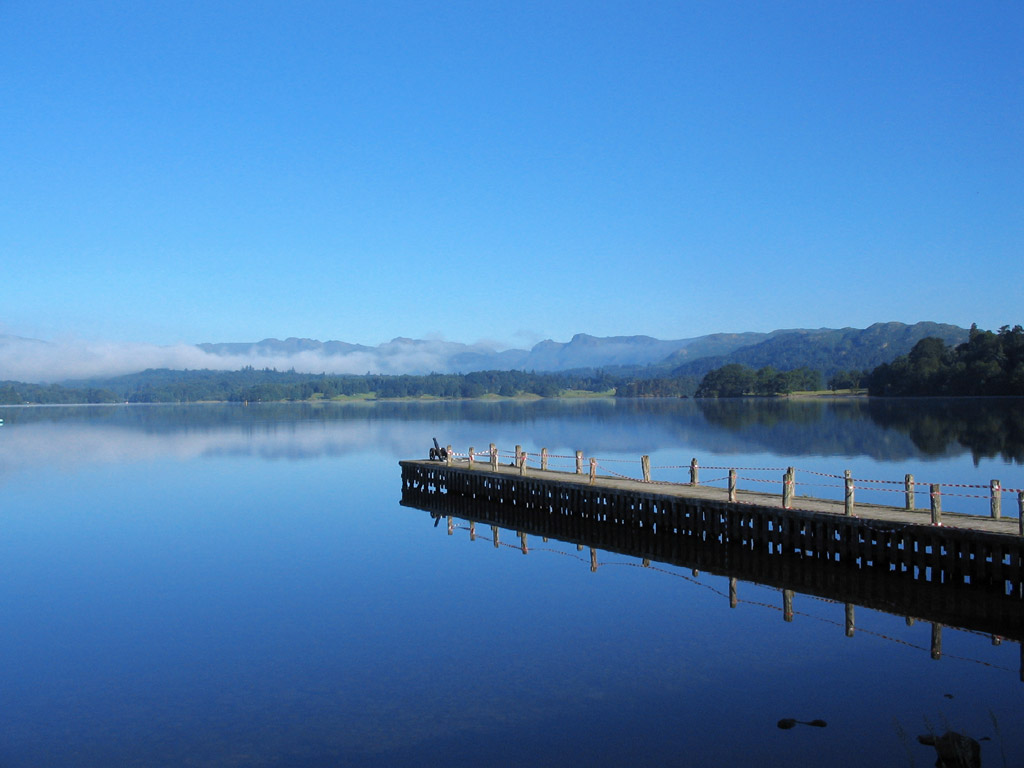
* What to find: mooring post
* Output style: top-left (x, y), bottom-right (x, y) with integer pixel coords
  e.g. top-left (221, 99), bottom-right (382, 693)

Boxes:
top-left (690, 458), bottom-right (699, 486)
top-left (729, 577), bottom-right (737, 608)
top-left (905, 473), bottom-right (915, 510)
top-left (728, 469), bottom-right (737, 502)
top-left (930, 484), bottom-right (942, 526)
top-left (845, 603), bottom-right (855, 637)
top-left (991, 479), bottom-right (1001, 519)
top-left (844, 470), bottom-right (854, 516)
top-left (541, 447), bottom-right (549, 471)
top-left (641, 455), bottom-right (651, 483)
top-left (490, 443), bottom-right (498, 471)
top-left (590, 547), bottom-right (598, 572)
top-left (576, 450), bottom-right (584, 474)
top-left (491, 525), bottom-right (499, 548)
top-left (931, 623), bottom-right (942, 660)
top-left (468, 446), bottom-right (475, 469)
top-left (446, 445), bottom-right (453, 467)
top-left (782, 471), bottom-right (793, 509)
top-left (589, 457), bottom-right (597, 485)
top-left (783, 589), bottom-right (794, 622)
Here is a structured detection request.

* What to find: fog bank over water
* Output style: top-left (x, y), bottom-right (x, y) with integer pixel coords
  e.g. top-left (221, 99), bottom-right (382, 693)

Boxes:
top-left (0, 335), bottom-right (504, 382)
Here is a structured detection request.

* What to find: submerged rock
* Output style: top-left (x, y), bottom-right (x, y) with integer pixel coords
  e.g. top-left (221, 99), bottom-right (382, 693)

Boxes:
top-left (917, 731), bottom-right (982, 768)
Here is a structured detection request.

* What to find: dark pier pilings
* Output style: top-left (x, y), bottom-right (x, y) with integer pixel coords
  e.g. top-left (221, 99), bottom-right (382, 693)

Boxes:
top-left (400, 459), bottom-right (1024, 641)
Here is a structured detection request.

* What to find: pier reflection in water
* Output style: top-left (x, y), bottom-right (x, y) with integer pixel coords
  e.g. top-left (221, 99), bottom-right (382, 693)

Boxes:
top-left (401, 482), bottom-right (1024, 681)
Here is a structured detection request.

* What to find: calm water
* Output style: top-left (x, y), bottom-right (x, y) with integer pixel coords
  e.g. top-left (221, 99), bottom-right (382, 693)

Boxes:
top-left (1, 398), bottom-right (1022, 767)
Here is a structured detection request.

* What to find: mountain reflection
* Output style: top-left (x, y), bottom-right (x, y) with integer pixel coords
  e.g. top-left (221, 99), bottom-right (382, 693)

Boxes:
top-left (1, 397), bottom-right (1023, 465)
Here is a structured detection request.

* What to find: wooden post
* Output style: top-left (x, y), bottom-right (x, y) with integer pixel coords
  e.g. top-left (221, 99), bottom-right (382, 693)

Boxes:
top-left (589, 457), bottom-right (597, 485)
top-left (576, 450), bottom-right (584, 474)
top-left (905, 473), bottom-right (914, 510)
top-left (641, 455), bottom-right (651, 483)
top-left (447, 516), bottom-right (453, 535)
top-left (490, 443), bottom-right (497, 471)
top-left (1018, 492), bottom-right (1024, 536)
top-left (729, 577), bottom-right (737, 608)
top-left (469, 521), bottom-right (476, 541)
top-left (845, 603), bottom-right (855, 637)
top-left (468, 446), bottom-right (475, 469)
top-left (520, 531), bottom-right (528, 554)
top-left (931, 623), bottom-right (942, 660)
top-left (541, 447), bottom-right (549, 471)
top-left (787, 467), bottom-right (796, 500)
top-left (642, 558), bottom-right (650, 567)
top-left (844, 470), bottom-right (854, 516)
top-left (446, 444), bottom-right (453, 467)
top-left (514, 445), bottom-right (521, 467)
top-left (930, 484), bottom-right (942, 526)
top-left (491, 525), bottom-right (499, 548)
top-left (991, 479), bottom-right (1001, 519)
top-left (782, 471), bottom-right (793, 509)
top-left (783, 589), bottom-right (794, 622)
top-left (728, 469), bottom-right (737, 503)
top-left (590, 547), bottom-right (598, 572)
top-left (690, 458), bottom-right (699, 486)
top-left (519, 450), bottom-right (527, 475)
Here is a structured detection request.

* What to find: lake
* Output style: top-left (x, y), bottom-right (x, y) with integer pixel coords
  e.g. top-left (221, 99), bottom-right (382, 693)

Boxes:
top-left (1, 398), bottom-right (1022, 766)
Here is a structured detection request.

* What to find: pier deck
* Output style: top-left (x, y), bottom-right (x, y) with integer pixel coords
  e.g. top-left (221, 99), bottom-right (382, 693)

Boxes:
top-left (403, 458), bottom-right (1021, 537)
top-left (400, 458), bottom-right (1024, 604)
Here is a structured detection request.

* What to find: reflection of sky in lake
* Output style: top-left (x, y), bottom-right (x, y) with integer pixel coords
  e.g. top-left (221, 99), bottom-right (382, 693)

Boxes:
top-left (0, 401), bottom-right (1022, 766)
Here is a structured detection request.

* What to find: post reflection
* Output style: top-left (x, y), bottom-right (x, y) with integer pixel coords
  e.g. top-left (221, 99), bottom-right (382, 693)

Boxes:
top-left (401, 483), bottom-right (1024, 682)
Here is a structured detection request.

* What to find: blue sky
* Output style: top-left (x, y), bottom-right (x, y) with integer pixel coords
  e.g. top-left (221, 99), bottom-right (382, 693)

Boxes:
top-left (1, 1), bottom-right (1021, 350)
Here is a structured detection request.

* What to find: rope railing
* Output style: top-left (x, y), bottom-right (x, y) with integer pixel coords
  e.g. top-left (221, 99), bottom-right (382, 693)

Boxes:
top-left (432, 441), bottom-right (1024, 527)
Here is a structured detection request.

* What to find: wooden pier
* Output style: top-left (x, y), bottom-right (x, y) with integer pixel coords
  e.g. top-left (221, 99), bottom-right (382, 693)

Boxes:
top-left (399, 457), bottom-right (1024, 622)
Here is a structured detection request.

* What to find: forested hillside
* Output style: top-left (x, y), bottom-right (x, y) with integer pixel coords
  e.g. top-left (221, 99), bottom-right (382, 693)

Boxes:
top-left (668, 322), bottom-right (968, 379)
top-left (868, 325), bottom-right (1024, 396)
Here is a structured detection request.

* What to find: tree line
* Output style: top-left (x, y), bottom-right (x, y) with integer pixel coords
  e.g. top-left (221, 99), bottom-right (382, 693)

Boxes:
top-left (693, 365), bottom-right (823, 398)
top-left (866, 324), bottom-right (1024, 396)
top-left (2, 368), bottom-right (619, 404)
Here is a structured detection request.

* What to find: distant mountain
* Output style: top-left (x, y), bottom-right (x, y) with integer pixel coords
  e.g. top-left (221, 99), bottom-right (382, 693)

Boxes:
top-left (198, 338), bottom-right (370, 357)
top-left (195, 333), bottom-right (708, 373)
top-left (0, 322), bottom-right (975, 384)
top-left (193, 332), bottom-right (795, 374)
top-left (667, 322), bottom-right (970, 378)
top-left (195, 324), bottom-right (970, 377)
